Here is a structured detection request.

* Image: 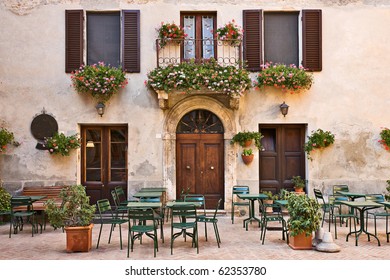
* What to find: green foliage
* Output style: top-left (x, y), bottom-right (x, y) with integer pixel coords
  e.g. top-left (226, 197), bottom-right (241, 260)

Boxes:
top-left (287, 193), bottom-right (321, 237)
top-left (71, 62), bottom-right (128, 103)
top-left (304, 128), bottom-right (335, 160)
top-left (291, 176), bottom-right (306, 189)
top-left (385, 180), bottom-right (390, 202)
top-left (255, 62), bottom-right (313, 93)
top-left (45, 184), bottom-right (96, 228)
top-left (44, 132), bottom-right (81, 156)
top-left (0, 181), bottom-right (11, 212)
top-left (242, 148), bottom-right (253, 156)
top-left (0, 127), bottom-right (20, 153)
top-left (157, 22), bottom-right (187, 48)
top-left (262, 191), bottom-right (279, 201)
top-left (379, 127), bottom-right (390, 151)
top-left (146, 59), bottom-right (252, 96)
top-left (230, 131), bottom-right (263, 149)
top-left (279, 189), bottom-right (291, 200)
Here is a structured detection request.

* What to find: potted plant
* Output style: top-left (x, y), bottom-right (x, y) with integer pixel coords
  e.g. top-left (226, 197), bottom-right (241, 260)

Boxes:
top-left (0, 180), bottom-right (11, 224)
top-left (287, 193), bottom-right (321, 250)
top-left (215, 19), bottom-right (243, 46)
top-left (241, 148), bottom-right (254, 165)
top-left (262, 191), bottom-right (279, 213)
top-left (43, 132), bottom-right (81, 156)
top-left (45, 184), bottom-right (96, 252)
top-left (291, 176), bottom-right (306, 193)
top-left (71, 61), bottom-right (128, 109)
top-left (304, 128), bottom-right (335, 160)
top-left (255, 62), bottom-right (313, 94)
top-left (385, 180), bottom-right (390, 202)
top-left (379, 127), bottom-right (390, 151)
top-left (0, 127), bottom-right (20, 153)
top-left (157, 22), bottom-right (187, 48)
top-left (230, 131), bottom-right (263, 149)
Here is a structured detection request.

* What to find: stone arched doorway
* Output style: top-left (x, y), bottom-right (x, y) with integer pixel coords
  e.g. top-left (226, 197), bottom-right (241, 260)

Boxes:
top-left (162, 95), bottom-right (236, 209)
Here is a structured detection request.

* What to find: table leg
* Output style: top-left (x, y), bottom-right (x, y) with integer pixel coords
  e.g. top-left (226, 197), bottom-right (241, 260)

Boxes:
top-left (243, 199), bottom-right (262, 231)
top-left (346, 207), bottom-right (380, 246)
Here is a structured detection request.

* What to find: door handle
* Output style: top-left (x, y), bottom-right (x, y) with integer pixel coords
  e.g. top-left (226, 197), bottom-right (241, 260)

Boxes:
top-left (102, 184), bottom-right (105, 188)
top-left (186, 165), bottom-right (191, 170)
top-left (210, 166), bottom-right (214, 170)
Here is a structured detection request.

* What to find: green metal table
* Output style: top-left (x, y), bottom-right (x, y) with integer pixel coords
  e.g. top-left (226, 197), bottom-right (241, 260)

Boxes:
top-left (336, 191), bottom-right (366, 201)
top-left (237, 193), bottom-right (268, 231)
top-left (341, 200), bottom-right (383, 246)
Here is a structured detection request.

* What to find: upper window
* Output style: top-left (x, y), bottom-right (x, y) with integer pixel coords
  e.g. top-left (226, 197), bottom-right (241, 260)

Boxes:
top-left (65, 10), bottom-right (140, 73)
top-left (181, 12), bottom-right (217, 62)
top-left (243, 9), bottom-right (322, 72)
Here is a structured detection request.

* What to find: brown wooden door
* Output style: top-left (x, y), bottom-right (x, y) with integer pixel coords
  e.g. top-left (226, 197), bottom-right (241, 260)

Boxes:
top-left (176, 134), bottom-right (224, 209)
top-left (259, 124), bottom-right (306, 193)
top-left (81, 125), bottom-right (128, 206)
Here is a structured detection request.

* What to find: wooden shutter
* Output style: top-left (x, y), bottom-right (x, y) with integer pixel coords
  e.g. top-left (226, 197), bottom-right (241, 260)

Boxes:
top-left (302, 10), bottom-right (322, 71)
top-left (243, 10), bottom-right (262, 72)
top-left (122, 10), bottom-right (140, 73)
top-left (65, 10), bottom-right (83, 73)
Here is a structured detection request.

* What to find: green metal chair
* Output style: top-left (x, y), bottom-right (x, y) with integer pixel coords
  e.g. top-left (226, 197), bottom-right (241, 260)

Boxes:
top-left (139, 196), bottom-right (164, 243)
top-left (184, 194), bottom-right (207, 240)
top-left (197, 198), bottom-right (222, 247)
top-left (170, 203), bottom-right (198, 254)
top-left (231, 185), bottom-right (251, 224)
top-left (259, 200), bottom-right (288, 245)
top-left (128, 207), bottom-right (158, 257)
top-left (9, 196), bottom-right (42, 237)
top-left (115, 186), bottom-right (136, 206)
top-left (331, 195), bottom-right (357, 239)
top-left (365, 194), bottom-right (390, 242)
top-left (313, 188), bottom-right (336, 231)
top-left (96, 199), bottom-right (128, 250)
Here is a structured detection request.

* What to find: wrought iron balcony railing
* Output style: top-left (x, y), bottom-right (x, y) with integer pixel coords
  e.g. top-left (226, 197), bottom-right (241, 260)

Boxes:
top-left (156, 38), bottom-right (243, 68)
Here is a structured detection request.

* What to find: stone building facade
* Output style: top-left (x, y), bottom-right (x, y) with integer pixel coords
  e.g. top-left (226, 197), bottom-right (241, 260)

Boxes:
top-left (1, 0), bottom-right (389, 210)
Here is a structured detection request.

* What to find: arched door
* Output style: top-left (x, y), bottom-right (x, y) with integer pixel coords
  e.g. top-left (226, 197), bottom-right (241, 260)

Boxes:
top-left (176, 110), bottom-right (224, 209)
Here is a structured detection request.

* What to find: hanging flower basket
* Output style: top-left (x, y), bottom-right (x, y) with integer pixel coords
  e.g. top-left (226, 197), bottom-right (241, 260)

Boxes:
top-left (255, 62), bottom-right (313, 94)
top-left (43, 132), bottom-right (81, 156)
top-left (71, 62), bottom-right (128, 104)
top-left (379, 127), bottom-right (390, 151)
top-left (303, 129), bottom-right (335, 160)
top-left (215, 19), bottom-right (243, 46)
top-left (157, 22), bottom-right (187, 48)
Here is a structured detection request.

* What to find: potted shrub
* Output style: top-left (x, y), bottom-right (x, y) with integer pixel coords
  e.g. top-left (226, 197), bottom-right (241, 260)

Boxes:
top-left (0, 181), bottom-right (11, 224)
top-left (255, 62), bottom-right (313, 94)
top-left (241, 148), bottom-right (254, 165)
top-left (291, 176), bottom-right (306, 193)
top-left (262, 191), bottom-right (279, 213)
top-left (43, 132), bottom-right (81, 156)
top-left (231, 131), bottom-right (263, 149)
top-left (385, 180), bottom-right (390, 202)
top-left (304, 128), bottom-right (335, 160)
top-left (45, 184), bottom-right (96, 252)
top-left (287, 193), bottom-right (321, 250)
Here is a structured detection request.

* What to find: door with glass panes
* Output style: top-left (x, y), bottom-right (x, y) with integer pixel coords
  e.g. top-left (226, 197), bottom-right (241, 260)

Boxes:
top-left (81, 125), bottom-right (127, 205)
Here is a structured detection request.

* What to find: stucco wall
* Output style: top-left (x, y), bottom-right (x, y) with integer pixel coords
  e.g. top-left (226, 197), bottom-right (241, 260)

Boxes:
top-left (0, 0), bottom-right (389, 200)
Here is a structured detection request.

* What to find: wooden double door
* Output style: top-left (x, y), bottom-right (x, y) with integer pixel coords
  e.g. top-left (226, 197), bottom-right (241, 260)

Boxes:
top-left (81, 125), bottom-right (128, 206)
top-left (259, 124), bottom-right (306, 193)
top-left (176, 134), bottom-right (224, 209)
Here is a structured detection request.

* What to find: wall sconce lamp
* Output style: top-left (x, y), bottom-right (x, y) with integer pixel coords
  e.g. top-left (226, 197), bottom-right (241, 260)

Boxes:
top-left (96, 102), bottom-right (105, 117)
top-left (86, 141), bottom-right (95, 148)
top-left (280, 101), bottom-right (289, 117)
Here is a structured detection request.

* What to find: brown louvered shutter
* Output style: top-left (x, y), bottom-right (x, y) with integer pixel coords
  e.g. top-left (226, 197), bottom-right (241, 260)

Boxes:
top-left (302, 10), bottom-right (322, 71)
top-left (243, 10), bottom-right (262, 72)
top-left (123, 10), bottom-right (140, 73)
top-left (65, 10), bottom-right (83, 73)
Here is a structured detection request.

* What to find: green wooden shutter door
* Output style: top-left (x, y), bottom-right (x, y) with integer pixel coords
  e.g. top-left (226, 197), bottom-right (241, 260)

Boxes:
top-left (302, 10), bottom-right (322, 71)
top-left (243, 10), bottom-right (262, 72)
top-left (65, 10), bottom-right (83, 73)
top-left (122, 10), bottom-right (140, 73)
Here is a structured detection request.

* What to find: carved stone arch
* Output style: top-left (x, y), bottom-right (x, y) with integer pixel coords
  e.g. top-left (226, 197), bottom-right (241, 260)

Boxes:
top-left (162, 95), bottom-right (237, 209)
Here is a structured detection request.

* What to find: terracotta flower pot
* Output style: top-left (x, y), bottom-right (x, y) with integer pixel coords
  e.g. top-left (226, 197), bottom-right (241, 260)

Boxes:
top-left (243, 140), bottom-right (253, 147)
top-left (241, 154), bottom-right (254, 165)
top-left (289, 232), bottom-right (313, 250)
top-left (64, 224), bottom-right (94, 253)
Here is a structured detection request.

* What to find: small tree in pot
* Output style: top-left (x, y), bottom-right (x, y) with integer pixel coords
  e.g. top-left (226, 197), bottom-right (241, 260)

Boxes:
top-left (287, 193), bottom-right (321, 250)
top-left (46, 184), bottom-right (96, 252)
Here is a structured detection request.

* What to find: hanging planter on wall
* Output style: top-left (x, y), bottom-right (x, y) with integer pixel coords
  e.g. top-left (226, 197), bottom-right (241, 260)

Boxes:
top-left (71, 62), bottom-right (128, 116)
top-left (241, 149), bottom-right (254, 165)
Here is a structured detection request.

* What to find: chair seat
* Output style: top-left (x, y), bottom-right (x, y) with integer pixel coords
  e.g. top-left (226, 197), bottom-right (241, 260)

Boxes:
top-left (197, 217), bottom-right (218, 223)
top-left (172, 222), bottom-right (197, 229)
top-left (131, 224), bottom-right (156, 232)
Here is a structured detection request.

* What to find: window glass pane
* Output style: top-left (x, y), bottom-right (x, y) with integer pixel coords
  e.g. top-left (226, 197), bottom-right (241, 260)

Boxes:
top-left (111, 128), bottom-right (126, 142)
top-left (184, 16), bottom-right (195, 60)
top-left (264, 12), bottom-right (299, 66)
top-left (111, 143), bottom-right (126, 168)
top-left (87, 12), bottom-right (120, 67)
top-left (86, 143), bottom-right (101, 181)
top-left (202, 16), bottom-right (214, 59)
top-left (111, 169), bottom-right (127, 181)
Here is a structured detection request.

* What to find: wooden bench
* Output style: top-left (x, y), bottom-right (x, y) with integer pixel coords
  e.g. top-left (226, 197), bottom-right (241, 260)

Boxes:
top-left (16, 186), bottom-right (65, 211)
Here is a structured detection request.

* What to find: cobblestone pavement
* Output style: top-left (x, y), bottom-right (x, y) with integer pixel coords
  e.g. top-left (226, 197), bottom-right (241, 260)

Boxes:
top-left (1, 213), bottom-right (389, 261)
